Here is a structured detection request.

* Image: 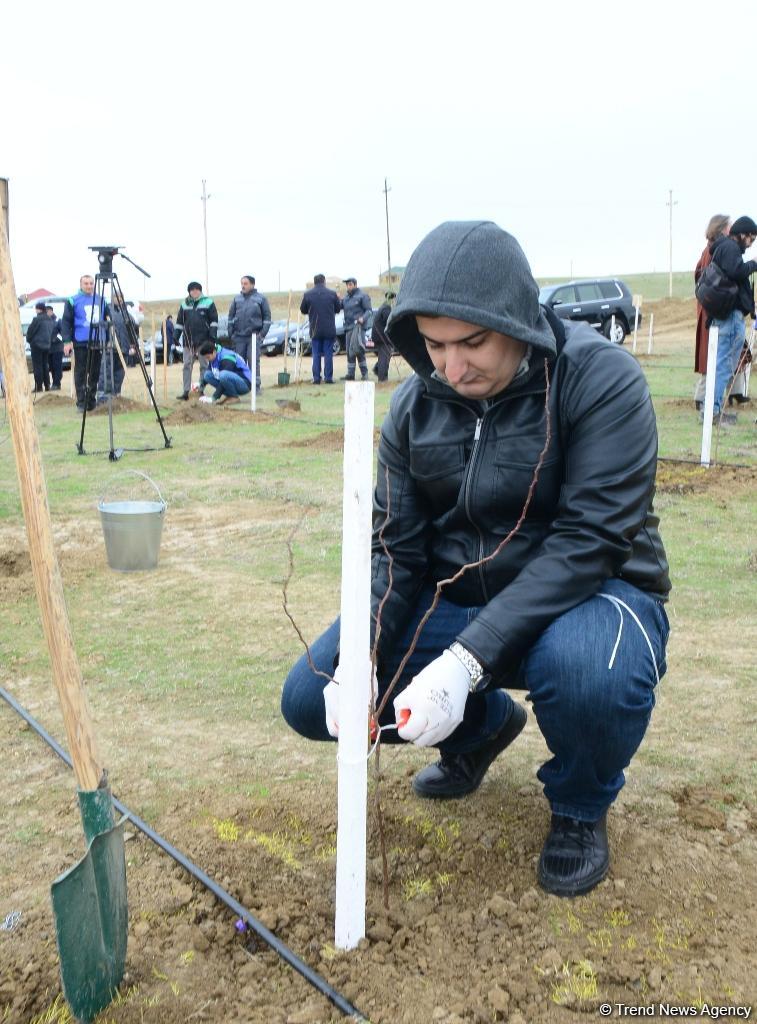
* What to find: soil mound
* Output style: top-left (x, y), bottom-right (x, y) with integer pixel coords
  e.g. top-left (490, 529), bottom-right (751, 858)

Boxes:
top-left (656, 461), bottom-right (757, 497)
top-left (89, 397), bottom-right (149, 415)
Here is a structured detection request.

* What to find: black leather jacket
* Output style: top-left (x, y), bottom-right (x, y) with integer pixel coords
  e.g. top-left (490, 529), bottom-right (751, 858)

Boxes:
top-left (371, 312), bottom-right (670, 681)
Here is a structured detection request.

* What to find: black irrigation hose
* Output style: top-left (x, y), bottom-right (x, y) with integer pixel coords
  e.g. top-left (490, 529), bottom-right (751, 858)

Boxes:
top-left (0, 686), bottom-right (367, 1022)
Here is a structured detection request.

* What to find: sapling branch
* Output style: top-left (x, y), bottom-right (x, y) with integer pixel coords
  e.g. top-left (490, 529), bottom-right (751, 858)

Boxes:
top-left (281, 510), bottom-right (333, 684)
top-left (370, 360), bottom-right (552, 909)
top-left (374, 359), bottom-right (552, 721)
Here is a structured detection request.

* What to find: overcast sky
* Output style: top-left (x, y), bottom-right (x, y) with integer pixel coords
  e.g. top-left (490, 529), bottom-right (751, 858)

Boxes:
top-left (3, 0), bottom-right (755, 304)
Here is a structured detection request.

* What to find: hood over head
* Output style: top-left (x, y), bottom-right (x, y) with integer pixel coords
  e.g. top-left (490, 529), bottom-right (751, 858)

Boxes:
top-left (387, 221), bottom-right (556, 377)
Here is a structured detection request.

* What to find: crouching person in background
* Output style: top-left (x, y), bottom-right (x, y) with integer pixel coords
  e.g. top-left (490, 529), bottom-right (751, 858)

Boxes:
top-left (197, 340), bottom-right (252, 405)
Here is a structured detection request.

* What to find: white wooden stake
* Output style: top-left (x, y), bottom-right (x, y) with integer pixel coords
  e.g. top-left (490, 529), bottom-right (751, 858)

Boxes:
top-left (335, 381), bottom-right (375, 950)
top-left (632, 305), bottom-right (639, 353)
top-left (647, 313), bottom-right (654, 355)
top-left (610, 314), bottom-right (616, 344)
top-left (149, 327), bottom-right (156, 405)
top-left (700, 326), bottom-right (718, 467)
top-left (251, 333), bottom-right (257, 413)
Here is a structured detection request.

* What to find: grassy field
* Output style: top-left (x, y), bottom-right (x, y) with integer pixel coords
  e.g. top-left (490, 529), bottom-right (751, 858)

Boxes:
top-left (0, 319), bottom-right (755, 1023)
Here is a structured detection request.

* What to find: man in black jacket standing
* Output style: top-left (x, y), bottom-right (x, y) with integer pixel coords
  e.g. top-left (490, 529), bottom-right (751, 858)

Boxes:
top-left (282, 221), bottom-right (671, 898)
top-left (174, 281), bottom-right (219, 400)
top-left (706, 214), bottom-right (757, 421)
top-left (45, 305), bottom-right (64, 390)
top-left (371, 290), bottom-right (395, 381)
top-left (300, 274), bottom-right (342, 384)
top-left (26, 301), bottom-right (54, 392)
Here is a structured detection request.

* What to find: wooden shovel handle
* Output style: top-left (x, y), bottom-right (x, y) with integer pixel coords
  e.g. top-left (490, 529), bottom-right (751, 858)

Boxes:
top-left (0, 212), bottom-right (103, 790)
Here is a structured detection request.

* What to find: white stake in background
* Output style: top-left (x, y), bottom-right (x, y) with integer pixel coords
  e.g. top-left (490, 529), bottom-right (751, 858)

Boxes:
top-left (250, 333), bottom-right (257, 413)
top-left (632, 294), bottom-right (641, 353)
top-left (610, 314), bottom-right (616, 344)
top-left (700, 325), bottom-right (718, 467)
top-left (335, 381), bottom-right (375, 950)
top-left (647, 313), bottom-right (654, 355)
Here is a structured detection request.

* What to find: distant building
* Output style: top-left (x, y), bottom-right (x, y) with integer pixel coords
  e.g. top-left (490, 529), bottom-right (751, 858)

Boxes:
top-left (22, 287), bottom-right (55, 304)
top-left (379, 266), bottom-right (405, 289)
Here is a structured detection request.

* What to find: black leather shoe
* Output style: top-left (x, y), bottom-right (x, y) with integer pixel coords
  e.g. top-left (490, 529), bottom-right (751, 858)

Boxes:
top-left (340, 375), bottom-right (355, 381)
top-left (412, 702), bottom-right (527, 799)
top-left (538, 812), bottom-right (609, 897)
top-left (176, 391), bottom-right (189, 401)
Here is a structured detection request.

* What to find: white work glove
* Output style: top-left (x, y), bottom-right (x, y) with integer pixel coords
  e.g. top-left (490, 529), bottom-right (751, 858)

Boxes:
top-left (323, 662), bottom-right (378, 738)
top-left (393, 650), bottom-right (470, 747)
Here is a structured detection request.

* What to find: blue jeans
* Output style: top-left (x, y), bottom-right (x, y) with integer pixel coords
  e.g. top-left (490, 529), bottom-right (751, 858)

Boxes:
top-left (711, 309), bottom-right (745, 414)
top-left (281, 578), bottom-right (669, 820)
top-left (311, 338), bottom-right (334, 383)
top-left (202, 369), bottom-right (251, 399)
top-left (232, 336), bottom-right (261, 393)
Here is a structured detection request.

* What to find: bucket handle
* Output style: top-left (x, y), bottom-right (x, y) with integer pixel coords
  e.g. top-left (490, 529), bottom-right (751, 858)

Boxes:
top-left (98, 469), bottom-right (166, 509)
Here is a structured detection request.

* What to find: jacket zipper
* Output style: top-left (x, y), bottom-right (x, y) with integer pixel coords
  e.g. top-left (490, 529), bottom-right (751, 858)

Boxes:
top-left (463, 414), bottom-right (489, 601)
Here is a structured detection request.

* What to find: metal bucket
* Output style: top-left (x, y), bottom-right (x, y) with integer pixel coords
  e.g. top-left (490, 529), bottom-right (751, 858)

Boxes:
top-left (98, 472), bottom-right (166, 572)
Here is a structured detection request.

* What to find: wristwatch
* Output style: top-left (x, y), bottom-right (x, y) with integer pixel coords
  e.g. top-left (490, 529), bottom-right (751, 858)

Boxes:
top-left (448, 642), bottom-right (488, 693)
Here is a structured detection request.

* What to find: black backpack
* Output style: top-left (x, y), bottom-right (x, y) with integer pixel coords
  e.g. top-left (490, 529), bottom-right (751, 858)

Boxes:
top-left (695, 260), bottom-right (739, 318)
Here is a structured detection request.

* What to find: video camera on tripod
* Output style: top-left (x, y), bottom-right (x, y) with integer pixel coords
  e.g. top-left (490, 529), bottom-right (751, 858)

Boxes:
top-left (76, 246), bottom-right (171, 460)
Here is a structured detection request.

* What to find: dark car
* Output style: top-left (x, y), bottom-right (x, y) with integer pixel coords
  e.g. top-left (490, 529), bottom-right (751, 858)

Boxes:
top-left (143, 312), bottom-right (231, 364)
top-left (261, 319), bottom-right (302, 357)
top-left (288, 309), bottom-right (374, 357)
top-left (538, 278), bottom-right (640, 345)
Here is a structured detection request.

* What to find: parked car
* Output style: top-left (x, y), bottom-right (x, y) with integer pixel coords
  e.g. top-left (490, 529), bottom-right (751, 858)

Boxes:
top-left (125, 300), bottom-right (145, 326)
top-left (143, 313), bottom-right (231, 364)
top-left (288, 309), bottom-right (375, 357)
top-left (261, 319), bottom-right (302, 357)
top-left (538, 278), bottom-right (640, 345)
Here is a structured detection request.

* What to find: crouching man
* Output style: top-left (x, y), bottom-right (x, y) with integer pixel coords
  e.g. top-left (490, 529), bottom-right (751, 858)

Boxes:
top-left (197, 340), bottom-right (252, 404)
top-left (281, 221), bottom-right (670, 898)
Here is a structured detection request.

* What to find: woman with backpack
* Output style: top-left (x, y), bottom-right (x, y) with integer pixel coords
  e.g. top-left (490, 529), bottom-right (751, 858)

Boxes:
top-left (693, 214), bottom-right (730, 411)
top-left (696, 214), bottom-right (757, 423)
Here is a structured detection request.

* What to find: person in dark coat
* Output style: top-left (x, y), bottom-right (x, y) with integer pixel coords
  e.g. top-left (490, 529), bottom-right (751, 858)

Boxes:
top-left (97, 295), bottom-right (135, 400)
top-left (371, 291), bottom-right (396, 381)
top-left (26, 301), bottom-right (54, 392)
top-left (164, 314), bottom-right (175, 364)
top-left (45, 305), bottom-right (64, 390)
top-left (340, 277), bottom-right (372, 381)
top-left (282, 220), bottom-right (671, 899)
top-left (228, 276), bottom-right (271, 394)
top-left (705, 214), bottom-right (757, 421)
top-left (300, 274), bottom-right (342, 384)
top-left (174, 282), bottom-right (219, 399)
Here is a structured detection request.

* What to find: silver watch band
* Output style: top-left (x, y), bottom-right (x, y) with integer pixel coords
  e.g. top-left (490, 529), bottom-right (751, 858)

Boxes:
top-left (448, 642), bottom-right (486, 693)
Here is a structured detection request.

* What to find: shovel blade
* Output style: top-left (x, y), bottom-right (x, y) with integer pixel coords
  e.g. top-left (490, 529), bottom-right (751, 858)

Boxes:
top-left (51, 821), bottom-right (128, 1022)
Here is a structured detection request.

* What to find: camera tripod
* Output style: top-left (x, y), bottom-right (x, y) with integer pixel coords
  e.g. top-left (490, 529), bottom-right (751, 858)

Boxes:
top-left (76, 246), bottom-right (171, 460)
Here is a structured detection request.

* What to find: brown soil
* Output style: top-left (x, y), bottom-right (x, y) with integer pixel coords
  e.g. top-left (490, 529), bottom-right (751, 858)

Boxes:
top-left (1, 772), bottom-right (754, 1024)
top-left (165, 404), bottom-right (270, 426)
top-left (88, 397), bottom-right (149, 416)
top-left (642, 298), bottom-right (696, 331)
top-left (655, 461), bottom-right (757, 497)
top-left (286, 428), bottom-right (382, 452)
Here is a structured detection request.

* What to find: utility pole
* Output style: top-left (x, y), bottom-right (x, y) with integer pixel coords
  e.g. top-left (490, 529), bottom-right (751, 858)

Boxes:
top-left (201, 179), bottom-right (211, 293)
top-left (382, 178), bottom-right (392, 278)
top-left (666, 189), bottom-right (677, 299)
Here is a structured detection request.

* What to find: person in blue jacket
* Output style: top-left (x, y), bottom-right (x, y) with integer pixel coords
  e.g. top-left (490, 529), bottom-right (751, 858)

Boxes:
top-left (197, 340), bottom-right (252, 404)
top-left (61, 274), bottom-right (109, 411)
